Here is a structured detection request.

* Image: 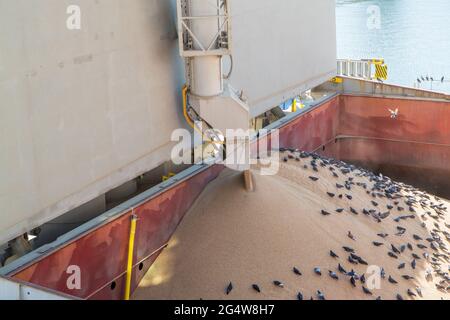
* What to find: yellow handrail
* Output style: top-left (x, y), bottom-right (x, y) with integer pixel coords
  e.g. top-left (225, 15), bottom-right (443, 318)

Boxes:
top-left (124, 213), bottom-right (138, 300)
top-left (182, 85), bottom-right (195, 129)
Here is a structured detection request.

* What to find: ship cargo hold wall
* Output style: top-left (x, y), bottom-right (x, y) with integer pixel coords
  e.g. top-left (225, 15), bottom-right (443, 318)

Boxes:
top-left (3, 91), bottom-right (450, 299)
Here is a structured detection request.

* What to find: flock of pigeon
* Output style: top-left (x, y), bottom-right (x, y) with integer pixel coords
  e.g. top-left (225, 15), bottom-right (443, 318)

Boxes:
top-left (224, 148), bottom-right (450, 300)
top-left (416, 75), bottom-right (446, 84)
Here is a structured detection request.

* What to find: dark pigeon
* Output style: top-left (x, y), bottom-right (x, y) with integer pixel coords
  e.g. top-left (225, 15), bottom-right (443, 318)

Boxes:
top-left (226, 282), bottom-right (233, 295)
top-left (252, 284), bottom-right (261, 293)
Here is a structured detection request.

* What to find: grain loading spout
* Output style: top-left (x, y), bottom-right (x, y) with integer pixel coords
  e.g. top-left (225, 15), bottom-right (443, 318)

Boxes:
top-left (177, 0), bottom-right (251, 153)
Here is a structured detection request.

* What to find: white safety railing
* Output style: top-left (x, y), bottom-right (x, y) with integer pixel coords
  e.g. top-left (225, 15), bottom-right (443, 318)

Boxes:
top-left (337, 59), bottom-right (388, 81)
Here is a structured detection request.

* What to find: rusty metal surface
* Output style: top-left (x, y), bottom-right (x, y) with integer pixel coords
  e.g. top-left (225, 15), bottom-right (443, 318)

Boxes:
top-left (324, 137), bottom-right (450, 171)
top-left (277, 96), bottom-right (340, 151)
top-left (339, 95), bottom-right (450, 145)
top-left (8, 93), bottom-right (450, 300)
top-left (11, 165), bottom-right (223, 300)
top-left (323, 137), bottom-right (450, 199)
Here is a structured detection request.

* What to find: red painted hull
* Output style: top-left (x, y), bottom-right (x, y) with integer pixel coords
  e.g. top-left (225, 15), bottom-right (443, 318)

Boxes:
top-left (10, 94), bottom-right (450, 299)
top-left (11, 165), bottom-right (224, 300)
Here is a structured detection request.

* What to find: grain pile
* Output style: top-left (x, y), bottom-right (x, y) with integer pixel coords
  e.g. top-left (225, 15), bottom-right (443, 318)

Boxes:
top-left (133, 149), bottom-right (450, 300)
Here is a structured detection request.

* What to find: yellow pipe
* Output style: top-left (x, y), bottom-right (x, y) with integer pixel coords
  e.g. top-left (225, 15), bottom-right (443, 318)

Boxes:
top-left (182, 85), bottom-right (225, 145)
top-left (182, 85), bottom-right (195, 129)
top-left (124, 213), bottom-right (138, 300)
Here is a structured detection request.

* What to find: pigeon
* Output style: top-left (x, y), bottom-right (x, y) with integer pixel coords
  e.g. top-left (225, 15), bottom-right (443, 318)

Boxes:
top-left (343, 246), bottom-right (355, 253)
top-left (252, 284), bottom-right (261, 293)
top-left (416, 287), bottom-right (423, 297)
top-left (388, 252), bottom-right (398, 259)
top-left (396, 294), bottom-right (404, 301)
top-left (348, 256), bottom-right (359, 264)
top-left (413, 235), bottom-right (423, 241)
top-left (397, 226), bottom-right (406, 233)
top-left (297, 292), bottom-right (304, 300)
top-left (273, 281), bottom-right (284, 288)
top-left (350, 277), bottom-right (357, 288)
top-left (329, 271), bottom-right (339, 280)
top-left (309, 176), bottom-right (319, 182)
top-left (317, 291), bottom-right (326, 300)
top-left (350, 207), bottom-right (358, 215)
top-left (389, 108), bottom-right (399, 119)
top-left (330, 251), bottom-right (339, 259)
top-left (351, 254), bottom-right (368, 265)
top-left (321, 210), bottom-right (331, 216)
top-left (226, 282), bottom-right (233, 295)
top-left (373, 242), bottom-right (384, 247)
top-left (293, 267), bottom-right (302, 276)
top-left (379, 212), bottom-right (390, 219)
top-left (378, 233), bottom-right (389, 239)
top-left (314, 268), bottom-right (322, 276)
top-left (362, 286), bottom-right (373, 295)
top-left (398, 263), bottom-right (406, 269)
top-left (327, 192), bottom-right (336, 198)
top-left (407, 289), bottom-right (416, 298)
top-left (436, 284), bottom-right (446, 291)
top-left (388, 276), bottom-right (398, 284)
top-left (348, 231), bottom-right (355, 241)
top-left (430, 242), bottom-right (439, 251)
top-left (411, 259), bottom-right (417, 270)
top-left (336, 208), bottom-right (344, 213)
top-left (402, 275), bottom-right (414, 281)
top-left (391, 244), bottom-right (401, 254)
top-left (338, 264), bottom-right (347, 274)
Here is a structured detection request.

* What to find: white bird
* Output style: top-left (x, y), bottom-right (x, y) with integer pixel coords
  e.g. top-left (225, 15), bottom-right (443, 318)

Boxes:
top-left (388, 108), bottom-right (399, 119)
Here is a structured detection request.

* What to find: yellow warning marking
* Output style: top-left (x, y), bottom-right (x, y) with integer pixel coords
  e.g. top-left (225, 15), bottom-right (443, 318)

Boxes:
top-left (371, 59), bottom-right (385, 65)
top-left (331, 77), bottom-right (343, 84)
top-left (375, 64), bottom-right (388, 80)
top-left (162, 172), bottom-right (176, 182)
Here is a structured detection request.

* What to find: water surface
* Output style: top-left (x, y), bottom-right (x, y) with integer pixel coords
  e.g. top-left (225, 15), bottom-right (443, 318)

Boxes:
top-left (336, 0), bottom-right (450, 92)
